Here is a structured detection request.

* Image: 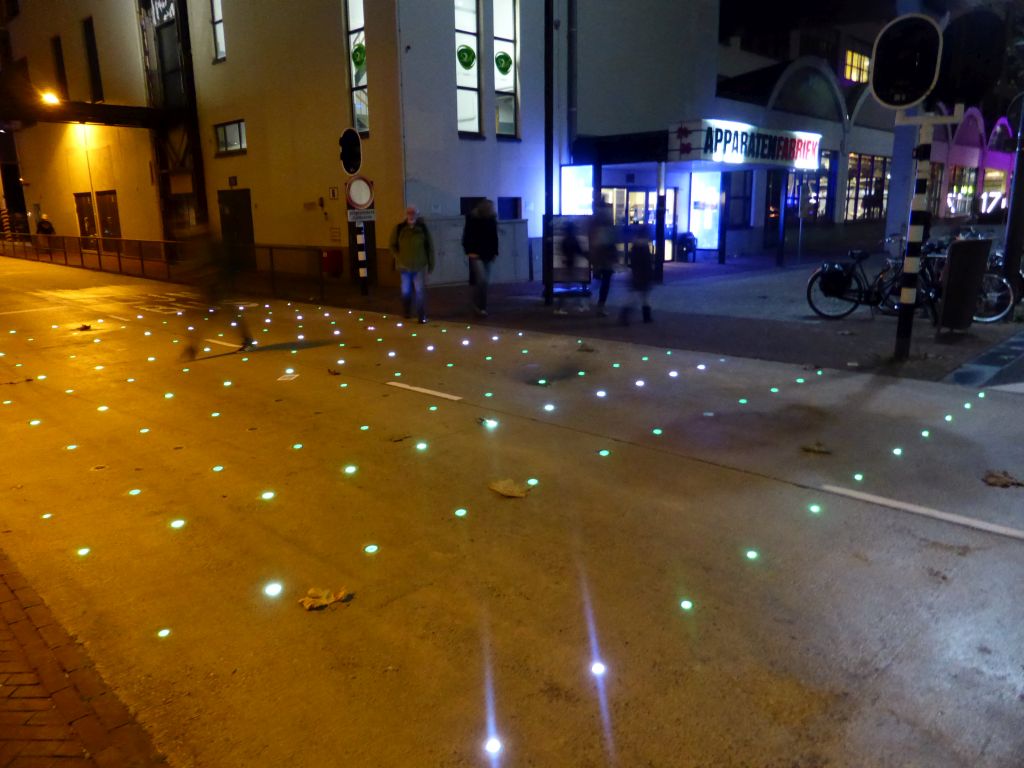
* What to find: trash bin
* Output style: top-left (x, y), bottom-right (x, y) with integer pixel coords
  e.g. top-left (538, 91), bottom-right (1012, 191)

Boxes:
top-left (676, 232), bottom-right (698, 262)
top-left (936, 238), bottom-right (990, 331)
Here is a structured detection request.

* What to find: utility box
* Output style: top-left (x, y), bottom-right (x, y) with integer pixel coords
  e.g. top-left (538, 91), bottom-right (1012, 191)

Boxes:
top-left (936, 238), bottom-right (991, 332)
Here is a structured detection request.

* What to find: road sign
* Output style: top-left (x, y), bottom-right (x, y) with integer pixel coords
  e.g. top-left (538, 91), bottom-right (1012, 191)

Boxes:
top-left (347, 208), bottom-right (375, 223)
top-left (870, 14), bottom-right (942, 110)
top-left (339, 128), bottom-right (362, 175)
top-left (346, 176), bottom-right (374, 209)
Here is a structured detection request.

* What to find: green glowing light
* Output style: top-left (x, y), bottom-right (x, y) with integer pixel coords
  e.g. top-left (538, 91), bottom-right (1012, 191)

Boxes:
top-left (808, 504), bottom-right (822, 514)
top-left (921, 430), bottom-right (930, 438)
top-left (170, 519), bottom-right (185, 529)
top-left (598, 449), bottom-right (610, 457)
top-left (261, 491), bottom-right (275, 500)
top-left (853, 473), bottom-right (864, 482)
top-left (212, 465), bottom-right (224, 472)
top-left (944, 414), bottom-right (953, 422)
top-left (537, 378), bottom-right (547, 386)
top-left (484, 392), bottom-right (493, 398)
top-left (679, 599), bottom-right (694, 611)
top-left (652, 428), bottom-right (663, 435)
top-left (738, 398), bottom-right (748, 405)
top-left (360, 424), bottom-right (370, 430)
top-left (612, 363), bottom-right (621, 368)
top-left (892, 447), bottom-right (903, 456)
top-left (770, 387), bottom-right (779, 393)
top-left (394, 372), bottom-right (402, 377)
top-left (963, 402), bottom-right (971, 410)
top-left (446, 363), bottom-right (454, 368)
top-left (745, 549), bottom-right (759, 560)
top-left (128, 489), bottom-right (141, 496)
top-left (77, 548), bottom-right (90, 557)
top-left (415, 442), bottom-right (428, 451)
top-left (578, 371), bottom-right (586, 377)
top-left (816, 370), bottom-right (823, 376)
top-left (364, 544), bottom-right (379, 554)
top-left (428, 406), bottom-right (438, 412)
top-left (521, 349), bottom-right (528, 354)
top-left (292, 443), bottom-right (303, 450)
top-left (485, 356), bottom-right (493, 361)
top-left (795, 378), bottom-right (805, 384)
top-left (978, 392), bottom-right (985, 399)
top-left (483, 419), bottom-right (499, 429)
top-left (157, 628), bottom-right (171, 638)
top-left (641, 356), bottom-right (649, 361)
top-left (454, 508), bottom-right (468, 518)
top-left (343, 465), bottom-right (357, 474)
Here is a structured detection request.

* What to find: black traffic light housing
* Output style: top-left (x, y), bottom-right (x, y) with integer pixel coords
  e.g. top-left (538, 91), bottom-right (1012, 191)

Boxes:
top-left (339, 128), bottom-right (362, 175)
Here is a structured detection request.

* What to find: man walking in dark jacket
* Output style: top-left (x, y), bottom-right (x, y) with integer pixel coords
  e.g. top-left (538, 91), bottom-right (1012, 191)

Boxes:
top-left (462, 198), bottom-right (499, 317)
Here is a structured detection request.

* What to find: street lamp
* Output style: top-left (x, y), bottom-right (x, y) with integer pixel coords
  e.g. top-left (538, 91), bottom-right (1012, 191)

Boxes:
top-left (40, 91), bottom-right (60, 105)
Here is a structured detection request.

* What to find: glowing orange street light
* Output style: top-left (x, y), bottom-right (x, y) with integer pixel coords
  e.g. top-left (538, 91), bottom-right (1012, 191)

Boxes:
top-left (41, 91), bottom-right (60, 105)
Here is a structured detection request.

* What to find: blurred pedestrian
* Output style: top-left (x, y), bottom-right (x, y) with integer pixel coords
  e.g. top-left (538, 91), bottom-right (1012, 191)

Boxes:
top-left (389, 205), bottom-right (435, 323)
top-left (35, 214), bottom-right (55, 235)
top-left (178, 227), bottom-right (253, 361)
top-left (620, 227), bottom-right (655, 325)
top-left (588, 202), bottom-right (617, 316)
top-left (554, 219), bottom-right (587, 315)
top-left (462, 198), bottom-right (498, 317)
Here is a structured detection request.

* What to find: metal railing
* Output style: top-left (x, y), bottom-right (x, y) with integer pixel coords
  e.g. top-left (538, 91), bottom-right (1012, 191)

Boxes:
top-left (0, 235), bottom-right (362, 303)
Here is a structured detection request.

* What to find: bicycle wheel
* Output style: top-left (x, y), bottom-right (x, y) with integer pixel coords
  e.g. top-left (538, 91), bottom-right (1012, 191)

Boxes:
top-left (807, 269), bottom-right (864, 319)
top-left (973, 272), bottom-right (1015, 323)
top-left (871, 267), bottom-right (901, 315)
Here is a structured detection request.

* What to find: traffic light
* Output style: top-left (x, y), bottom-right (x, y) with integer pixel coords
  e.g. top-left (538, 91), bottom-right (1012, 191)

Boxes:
top-left (339, 128), bottom-right (361, 175)
top-left (870, 14), bottom-right (942, 110)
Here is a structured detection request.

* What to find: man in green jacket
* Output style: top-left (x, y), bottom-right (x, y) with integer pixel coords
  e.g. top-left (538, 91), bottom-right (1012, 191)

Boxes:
top-left (389, 205), bottom-right (435, 323)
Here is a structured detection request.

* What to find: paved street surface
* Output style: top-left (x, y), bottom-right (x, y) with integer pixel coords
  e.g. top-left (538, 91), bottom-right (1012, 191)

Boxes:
top-left (1, 257), bottom-right (1022, 767)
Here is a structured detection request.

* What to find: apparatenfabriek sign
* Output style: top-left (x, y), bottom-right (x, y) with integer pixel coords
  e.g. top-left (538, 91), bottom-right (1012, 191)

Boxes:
top-left (669, 119), bottom-right (822, 171)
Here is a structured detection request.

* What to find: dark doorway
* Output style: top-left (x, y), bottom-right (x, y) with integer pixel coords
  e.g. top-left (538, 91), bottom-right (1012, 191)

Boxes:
top-left (96, 189), bottom-right (121, 252)
top-left (74, 192), bottom-right (97, 250)
top-left (217, 188), bottom-right (254, 268)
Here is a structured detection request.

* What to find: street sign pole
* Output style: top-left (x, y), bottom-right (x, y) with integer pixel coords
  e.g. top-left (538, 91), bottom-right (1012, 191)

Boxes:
top-left (895, 127), bottom-right (931, 360)
top-left (1002, 94), bottom-right (1024, 299)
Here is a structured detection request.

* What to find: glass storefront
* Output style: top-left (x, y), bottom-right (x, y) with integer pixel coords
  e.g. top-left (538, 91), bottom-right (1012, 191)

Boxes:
top-left (945, 166), bottom-right (977, 217)
top-left (845, 153), bottom-right (889, 221)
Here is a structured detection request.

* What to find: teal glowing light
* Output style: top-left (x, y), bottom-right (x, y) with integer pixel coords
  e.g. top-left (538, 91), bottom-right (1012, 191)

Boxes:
top-left (261, 491), bottom-right (275, 500)
top-left (157, 628), bottom-right (171, 638)
top-left (292, 443), bottom-right (303, 450)
top-left (892, 447), bottom-right (903, 456)
top-left (415, 442), bottom-right (428, 451)
top-left (612, 363), bottom-right (621, 369)
top-left (343, 465), bottom-right (357, 474)
top-left (521, 349), bottom-right (528, 354)
top-left (652, 428), bottom-right (663, 435)
top-left (446, 363), bottom-right (454, 368)
top-left (641, 356), bottom-right (649, 362)
top-left (598, 449), bottom-right (610, 457)
top-left (577, 370), bottom-right (586, 377)
top-left (360, 424), bottom-right (370, 430)
top-left (526, 478), bottom-right (539, 486)
top-left (484, 392), bottom-right (493, 398)
top-left (212, 465), bottom-right (224, 472)
top-left (745, 549), bottom-right (759, 560)
top-left (454, 508), bottom-right (468, 518)
top-left (485, 356), bottom-right (493, 361)
top-left (364, 544), bottom-right (379, 554)
top-left (428, 406), bottom-right (438, 412)
top-left (128, 489), bottom-right (141, 496)
top-left (808, 503), bottom-right (822, 514)
top-left (921, 430), bottom-right (930, 438)
top-left (170, 519), bottom-right (186, 529)
top-left (795, 378), bottom-right (805, 384)
top-left (738, 398), bottom-right (748, 405)
top-left (770, 387), bottom-right (779, 393)
top-left (483, 419), bottom-right (499, 429)
top-left (679, 599), bottom-right (694, 611)
top-left (853, 473), bottom-right (864, 482)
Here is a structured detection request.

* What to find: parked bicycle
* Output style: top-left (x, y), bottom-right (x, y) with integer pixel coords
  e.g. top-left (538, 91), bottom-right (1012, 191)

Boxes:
top-left (806, 243), bottom-right (901, 319)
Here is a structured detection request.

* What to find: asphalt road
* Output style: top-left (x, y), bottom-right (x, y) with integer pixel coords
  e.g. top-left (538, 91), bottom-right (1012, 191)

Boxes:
top-left (1, 258), bottom-right (1023, 767)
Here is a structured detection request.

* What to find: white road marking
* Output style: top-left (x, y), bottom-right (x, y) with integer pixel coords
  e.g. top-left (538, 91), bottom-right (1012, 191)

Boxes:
top-left (821, 484), bottom-right (1024, 542)
top-left (0, 307), bottom-right (53, 315)
top-left (203, 338), bottom-right (239, 348)
top-left (386, 382), bottom-right (463, 401)
top-left (106, 314), bottom-right (131, 321)
top-left (990, 382), bottom-right (1024, 394)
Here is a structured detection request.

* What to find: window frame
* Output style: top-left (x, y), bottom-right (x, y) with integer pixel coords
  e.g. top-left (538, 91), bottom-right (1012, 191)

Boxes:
top-left (214, 119), bottom-right (247, 156)
top-left (454, 0), bottom-right (482, 137)
top-left (492, 0), bottom-right (518, 138)
top-left (844, 152), bottom-right (889, 222)
top-left (82, 16), bottom-right (103, 103)
top-left (725, 170), bottom-right (753, 230)
top-left (345, 0), bottom-right (369, 136)
top-left (210, 0), bottom-right (226, 62)
top-left (51, 35), bottom-right (69, 100)
top-left (843, 48), bottom-right (869, 83)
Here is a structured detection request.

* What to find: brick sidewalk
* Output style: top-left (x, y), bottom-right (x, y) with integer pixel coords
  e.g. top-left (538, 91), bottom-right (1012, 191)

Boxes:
top-left (0, 554), bottom-right (165, 768)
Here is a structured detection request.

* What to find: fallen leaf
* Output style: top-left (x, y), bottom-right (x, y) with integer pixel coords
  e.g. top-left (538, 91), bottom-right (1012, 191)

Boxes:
top-left (801, 441), bottom-right (832, 455)
top-left (327, 368), bottom-right (341, 376)
top-left (299, 587), bottom-right (354, 611)
top-left (489, 478), bottom-right (530, 498)
top-left (982, 470), bottom-right (1023, 488)
top-left (77, 324), bottom-right (91, 331)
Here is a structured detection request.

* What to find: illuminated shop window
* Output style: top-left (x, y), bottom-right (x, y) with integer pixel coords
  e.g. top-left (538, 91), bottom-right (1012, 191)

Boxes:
top-left (493, 0), bottom-right (518, 136)
top-left (845, 153), bottom-right (889, 221)
top-left (945, 166), bottom-right (978, 217)
top-left (215, 119), bottom-right (246, 154)
top-left (211, 0), bottom-right (226, 61)
top-left (346, 0), bottom-right (369, 134)
top-left (844, 49), bottom-right (869, 83)
top-left (455, 0), bottom-right (481, 134)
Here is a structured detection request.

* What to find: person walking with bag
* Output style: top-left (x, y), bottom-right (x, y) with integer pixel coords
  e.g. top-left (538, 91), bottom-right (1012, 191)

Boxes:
top-left (588, 202), bottom-right (617, 316)
top-left (462, 198), bottom-right (499, 317)
top-left (389, 205), bottom-right (435, 323)
top-left (619, 226), bottom-right (655, 325)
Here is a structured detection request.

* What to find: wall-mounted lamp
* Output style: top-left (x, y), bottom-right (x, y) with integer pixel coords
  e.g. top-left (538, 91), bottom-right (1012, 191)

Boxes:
top-left (41, 91), bottom-right (60, 105)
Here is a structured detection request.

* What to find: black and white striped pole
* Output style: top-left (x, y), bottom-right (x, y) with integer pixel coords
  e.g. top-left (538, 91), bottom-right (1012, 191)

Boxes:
top-left (355, 220), bottom-right (368, 296)
top-left (894, 130), bottom-right (931, 360)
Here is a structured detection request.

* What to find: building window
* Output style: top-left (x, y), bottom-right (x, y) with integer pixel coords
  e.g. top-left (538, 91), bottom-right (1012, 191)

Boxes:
top-left (51, 36), bottom-right (68, 100)
top-left (454, 0), bottom-right (480, 134)
top-left (725, 171), bottom-right (752, 229)
top-left (802, 150), bottom-right (835, 221)
top-left (215, 120), bottom-right (246, 155)
top-left (843, 49), bottom-right (869, 83)
top-left (945, 166), bottom-right (977, 217)
top-left (845, 153), bottom-right (889, 221)
top-left (493, 0), bottom-right (517, 136)
top-left (345, 0), bottom-right (369, 134)
top-left (211, 0), bottom-right (226, 61)
top-left (82, 17), bottom-right (103, 102)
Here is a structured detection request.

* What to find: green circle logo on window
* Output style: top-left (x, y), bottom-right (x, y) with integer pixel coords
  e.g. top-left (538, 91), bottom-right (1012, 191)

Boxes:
top-left (351, 43), bottom-right (366, 69)
top-left (495, 52), bottom-right (513, 75)
top-left (457, 45), bottom-right (476, 70)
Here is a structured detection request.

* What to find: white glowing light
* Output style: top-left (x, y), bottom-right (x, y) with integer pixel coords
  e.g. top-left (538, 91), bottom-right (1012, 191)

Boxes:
top-left (427, 345), bottom-right (435, 351)
top-left (364, 544), bottom-right (379, 554)
top-left (484, 738), bottom-right (502, 755)
top-left (77, 548), bottom-right (90, 557)
top-left (343, 465), bottom-right (357, 474)
top-left (697, 364), bottom-right (706, 370)
top-left (454, 508), bottom-right (468, 517)
top-left (170, 519), bottom-right (186, 529)
top-left (157, 628), bottom-right (171, 638)
top-left (591, 661), bottom-right (607, 676)
top-left (66, 445), bottom-right (77, 450)
top-left (892, 447), bottom-right (903, 457)
top-left (97, 405), bottom-right (108, 412)
top-left (261, 491), bottom-right (275, 500)
top-left (263, 582), bottom-right (283, 597)
top-left (164, 393), bottom-right (174, 399)
top-left (128, 489), bottom-right (141, 496)
top-left (483, 419), bottom-right (499, 429)
top-left (596, 390), bottom-right (607, 398)
top-left (543, 404), bottom-right (555, 412)
top-left (680, 599), bottom-right (694, 611)
top-left (285, 368), bottom-right (295, 374)
top-left (415, 442), bottom-right (428, 451)
top-left (635, 380), bottom-right (645, 387)
top-left (41, 513), bottom-right (52, 519)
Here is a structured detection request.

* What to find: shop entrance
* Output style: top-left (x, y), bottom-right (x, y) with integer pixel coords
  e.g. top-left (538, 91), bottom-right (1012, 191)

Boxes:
top-left (601, 186), bottom-right (676, 260)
